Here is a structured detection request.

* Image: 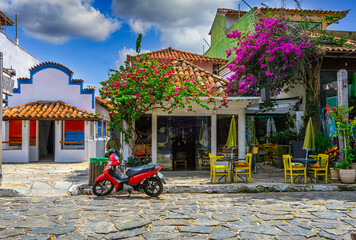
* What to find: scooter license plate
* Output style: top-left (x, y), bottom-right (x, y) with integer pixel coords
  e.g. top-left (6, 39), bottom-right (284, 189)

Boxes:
top-left (157, 172), bottom-right (166, 184)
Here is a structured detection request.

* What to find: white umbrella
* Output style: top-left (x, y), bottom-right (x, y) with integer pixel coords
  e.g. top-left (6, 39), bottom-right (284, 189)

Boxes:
top-left (266, 117), bottom-right (276, 139)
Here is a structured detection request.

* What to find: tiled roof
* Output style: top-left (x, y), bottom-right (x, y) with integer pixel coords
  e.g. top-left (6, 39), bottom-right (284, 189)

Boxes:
top-left (72, 79), bottom-right (84, 82)
top-left (29, 62), bottom-right (73, 73)
top-left (256, 8), bottom-right (349, 19)
top-left (0, 10), bottom-right (14, 26)
top-left (138, 47), bottom-right (228, 65)
top-left (171, 59), bottom-right (229, 95)
top-left (3, 101), bottom-right (102, 121)
top-left (217, 8), bottom-right (248, 15)
top-left (211, 8), bottom-right (349, 34)
top-left (309, 32), bottom-right (356, 54)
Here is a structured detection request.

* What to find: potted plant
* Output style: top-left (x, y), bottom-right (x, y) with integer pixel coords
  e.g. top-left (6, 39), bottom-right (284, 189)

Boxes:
top-left (326, 105), bottom-right (356, 184)
top-left (324, 147), bottom-right (340, 180)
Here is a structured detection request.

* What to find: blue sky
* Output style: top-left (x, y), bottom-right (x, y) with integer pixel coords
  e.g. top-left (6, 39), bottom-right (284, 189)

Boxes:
top-left (1, 0), bottom-right (355, 93)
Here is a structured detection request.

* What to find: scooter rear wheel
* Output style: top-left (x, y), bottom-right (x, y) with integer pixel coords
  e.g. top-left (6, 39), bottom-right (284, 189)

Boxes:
top-left (143, 178), bottom-right (163, 197)
top-left (92, 180), bottom-right (114, 196)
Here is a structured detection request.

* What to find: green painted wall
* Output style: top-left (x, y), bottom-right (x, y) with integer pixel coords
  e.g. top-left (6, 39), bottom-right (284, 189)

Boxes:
top-left (205, 9), bottom-right (256, 63)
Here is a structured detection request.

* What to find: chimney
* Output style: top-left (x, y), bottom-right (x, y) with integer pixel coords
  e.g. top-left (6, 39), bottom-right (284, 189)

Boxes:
top-left (15, 14), bottom-right (19, 45)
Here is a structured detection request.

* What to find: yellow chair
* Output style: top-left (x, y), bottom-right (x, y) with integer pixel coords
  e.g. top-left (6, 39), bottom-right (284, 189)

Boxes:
top-left (283, 155), bottom-right (307, 184)
top-left (309, 154), bottom-right (329, 183)
top-left (233, 153), bottom-right (252, 183)
top-left (209, 153), bottom-right (230, 183)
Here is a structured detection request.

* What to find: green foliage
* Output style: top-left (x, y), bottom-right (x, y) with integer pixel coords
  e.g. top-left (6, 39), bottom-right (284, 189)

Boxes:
top-left (100, 36), bottom-right (226, 156)
top-left (326, 105), bottom-right (356, 168)
top-left (124, 156), bottom-right (151, 167)
top-left (313, 31), bottom-right (348, 46)
top-left (311, 133), bottom-right (332, 155)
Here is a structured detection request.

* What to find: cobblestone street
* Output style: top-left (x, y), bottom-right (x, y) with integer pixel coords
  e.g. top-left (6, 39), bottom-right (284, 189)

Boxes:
top-left (0, 192), bottom-right (355, 239)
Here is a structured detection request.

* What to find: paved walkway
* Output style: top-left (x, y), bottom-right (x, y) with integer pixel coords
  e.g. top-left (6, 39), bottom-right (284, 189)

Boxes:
top-left (0, 162), bottom-right (355, 197)
top-left (0, 192), bottom-right (355, 239)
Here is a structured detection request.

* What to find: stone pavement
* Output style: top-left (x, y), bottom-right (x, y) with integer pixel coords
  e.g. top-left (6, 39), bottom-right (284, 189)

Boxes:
top-left (0, 192), bottom-right (355, 239)
top-left (1, 163), bottom-right (355, 197)
top-left (0, 162), bottom-right (88, 196)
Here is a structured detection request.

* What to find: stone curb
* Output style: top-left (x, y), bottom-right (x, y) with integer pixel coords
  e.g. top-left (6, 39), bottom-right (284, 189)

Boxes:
top-left (72, 183), bottom-right (356, 196)
top-left (0, 188), bottom-right (24, 197)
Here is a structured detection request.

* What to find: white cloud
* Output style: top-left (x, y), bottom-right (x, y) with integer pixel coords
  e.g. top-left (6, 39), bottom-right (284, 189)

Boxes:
top-left (111, 0), bottom-right (238, 53)
top-left (115, 47), bottom-right (150, 69)
top-left (0, 0), bottom-right (121, 44)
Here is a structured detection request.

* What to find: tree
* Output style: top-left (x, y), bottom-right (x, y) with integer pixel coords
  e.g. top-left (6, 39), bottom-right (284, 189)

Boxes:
top-left (100, 36), bottom-right (226, 157)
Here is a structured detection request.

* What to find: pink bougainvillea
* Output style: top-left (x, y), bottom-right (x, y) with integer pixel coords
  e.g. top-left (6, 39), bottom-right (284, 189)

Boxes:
top-left (226, 17), bottom-right (311, 97)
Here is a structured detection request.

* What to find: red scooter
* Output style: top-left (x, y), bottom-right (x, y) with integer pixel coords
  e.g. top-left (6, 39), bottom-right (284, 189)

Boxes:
top-left (92, 149), bottom-right (166, 197)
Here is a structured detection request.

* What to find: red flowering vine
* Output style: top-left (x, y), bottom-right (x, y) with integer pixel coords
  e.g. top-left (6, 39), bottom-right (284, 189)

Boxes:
top-left (100, 53), bottom-right (225, 155)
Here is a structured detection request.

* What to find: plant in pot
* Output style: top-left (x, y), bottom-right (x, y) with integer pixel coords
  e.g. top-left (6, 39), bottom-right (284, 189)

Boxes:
top-left (326, 105), bottom-right (356, 184)
top-left (325, 147), bottom-right (340, 180)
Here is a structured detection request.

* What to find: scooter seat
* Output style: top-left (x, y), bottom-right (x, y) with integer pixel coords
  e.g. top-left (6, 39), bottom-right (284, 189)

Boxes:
top-left (126, 164), bottom-right (157, 177)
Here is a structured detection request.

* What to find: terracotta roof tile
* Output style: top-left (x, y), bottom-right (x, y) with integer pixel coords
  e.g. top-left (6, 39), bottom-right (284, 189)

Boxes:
top-left (96, 97), bottom-right (114, 109)
top-left (72, 78), bottom-right (84, 82)
top-left (309, 32), bottom-right (356, 54)
top-left (29, 62), bottom-right (73, 73)
top-left (171, 59), bottom-right (228, 96)
top-left (257, 8), bottom-right (350, 19)
top-left (3, 101), bottom-right (102, 121)
top-left (138, 47), bottom-right (228, 65)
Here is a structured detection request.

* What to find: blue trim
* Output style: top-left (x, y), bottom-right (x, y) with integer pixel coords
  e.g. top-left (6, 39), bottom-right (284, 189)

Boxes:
top-left (5, 95), bottom-right (8, 107)
top-left (98, 121), bottom-right (102, 137)
top-left (12, 63), bottom-right (95, 109)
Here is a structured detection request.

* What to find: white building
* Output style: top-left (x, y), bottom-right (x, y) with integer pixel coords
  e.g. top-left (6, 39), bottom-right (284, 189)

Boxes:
top-left (2, 62), bottom-right (102, 163)
top-left (0, 10), bottom-right (40, 83)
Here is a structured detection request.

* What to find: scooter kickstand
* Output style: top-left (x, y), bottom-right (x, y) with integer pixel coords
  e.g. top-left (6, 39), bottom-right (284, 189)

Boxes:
top-left (127, 189), bottom-right (132, 197)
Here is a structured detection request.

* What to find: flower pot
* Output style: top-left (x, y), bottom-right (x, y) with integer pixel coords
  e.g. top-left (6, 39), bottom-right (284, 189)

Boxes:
top-left (351, 163), bottom-right (356, 170)
top-left (330, 169), bottom-right (340, 181)
top-left (339, 169), bottom-right (356, 184)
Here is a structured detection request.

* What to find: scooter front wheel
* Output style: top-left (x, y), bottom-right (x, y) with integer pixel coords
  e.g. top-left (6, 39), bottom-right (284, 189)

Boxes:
top-left (92, 180), bottom-right (114, 196)
top-left (143, 178), bottom-right (163, 197)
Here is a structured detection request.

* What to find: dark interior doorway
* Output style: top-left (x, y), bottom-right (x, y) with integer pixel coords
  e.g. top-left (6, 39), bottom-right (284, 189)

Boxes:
top-left (39, 120), bottom-right (55, 161)
top-left (172, 117), bottom-right (197, 170)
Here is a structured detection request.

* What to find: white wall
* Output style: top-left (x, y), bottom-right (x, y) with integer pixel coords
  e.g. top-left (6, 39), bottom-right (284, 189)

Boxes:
top-left (8, 68), bottom-right (94, 112)
top-left (54, 121), bottom-right (90, 162)
top-left (0, 32), bottom-right (40, 80)
top-left (2, 120), bottom-right (30, 163)
top-left (95, 102), bottom-right (111, 121)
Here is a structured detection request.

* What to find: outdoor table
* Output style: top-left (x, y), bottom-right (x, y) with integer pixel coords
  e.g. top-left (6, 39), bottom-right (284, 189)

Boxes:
top-left (217, 158), bottom-right (246, 183)
top-left (292, 158), bottom-right (320, 183)
top-left (252, 152), bottom-right (267, 173)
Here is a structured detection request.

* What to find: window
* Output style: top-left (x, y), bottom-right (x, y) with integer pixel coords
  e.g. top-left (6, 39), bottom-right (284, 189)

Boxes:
top-left (213, 64), bottom-right (220, 76)
top-left (30, 120), bottom-right (36, 146)
top-left (217, 115), bottom-right (238, 157)
top-left (97, 120), bottom-right (109, 137)
top-left (62, 120), bottom-right (84, 149)
top-left (8, 120), bottom-right (22, 148)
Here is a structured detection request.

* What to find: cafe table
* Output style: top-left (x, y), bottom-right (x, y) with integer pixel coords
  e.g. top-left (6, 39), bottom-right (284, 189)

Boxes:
top-left (252, 152), bottom-right (267, 173)
top-left (217, 157), bottom-right (246, 183)
top-left (292, 158), bottom-right (320, 183)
